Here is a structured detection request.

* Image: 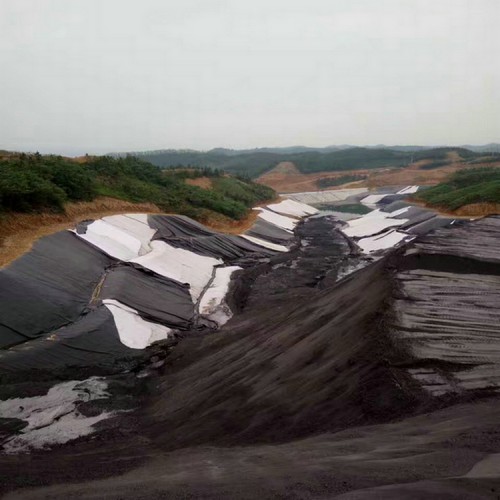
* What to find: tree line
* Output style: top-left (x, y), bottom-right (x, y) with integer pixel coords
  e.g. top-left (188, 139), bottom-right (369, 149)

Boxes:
top-left (0, 153), bottom-right (275, 221)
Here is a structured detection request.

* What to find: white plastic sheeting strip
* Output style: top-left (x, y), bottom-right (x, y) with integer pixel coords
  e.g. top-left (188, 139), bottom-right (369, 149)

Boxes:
top-left (240, 234), bottom-right (289, 252)
top-left (347, 209), bottom-right (385, 226)
top-left (386, 207), bottom-right (411, 218)
top-left (102, 214), bottom-right (156, 256)
top-left (347, 207), bottom-right (410, 226)
top-left (73, 220), bottom-right (143, 261)
top-left (343, 206), bottom-right (411, 237)
top-left (397, 185), bottom-right (419, 195)
top-left (343, 218), bottom-right (407, 238)
top-left (256, 208), bottom-right (297, 231)
top-left (266, 199), bottom-right (318, 217)
top-left (341, 205), bottom-right (415, 252)
top-left (122, 213), bottom-right (150, 224)
top-left (199, 266), bottom-right (242, 326)
top-left (357, 230), bottom-right (412, 253)
top-left (327, 211), bottom-right (361, 222)
top-left (360, 194), bottom-right (388, 207)
top-left (104, 299), bottom-right (171, 349)
top-left (284, 188), bottom-right (367, 204)
top-left (0, 378), bottom-right (111, 453)
top-left (131, 240), bottom-right (222, 301)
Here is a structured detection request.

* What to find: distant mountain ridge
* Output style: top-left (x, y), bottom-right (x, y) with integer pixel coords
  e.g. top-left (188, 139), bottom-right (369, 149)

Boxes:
top-left (108, 144), bottom-right (499, 178)
top-left (110, 143), bottom-right (500, 157)
top-left (461, 143), bottom-right (500, 153)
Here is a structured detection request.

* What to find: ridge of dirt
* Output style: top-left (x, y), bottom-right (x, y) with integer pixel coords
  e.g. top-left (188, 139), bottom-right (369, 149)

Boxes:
top-left (454, 202), bottom-right (500, 217)
top-left (409, 200), bottom-right (500, 219)
top-left (0, 196), bottom-right (280, 267)
top-left (0, 197), bottom-right (162, 268)
top-left (185, 177), bottom-right (213, 189)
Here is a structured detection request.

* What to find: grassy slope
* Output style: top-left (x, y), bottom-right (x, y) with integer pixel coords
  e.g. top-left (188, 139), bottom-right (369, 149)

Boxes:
top-left (415, 167), bottom-right (500, 211)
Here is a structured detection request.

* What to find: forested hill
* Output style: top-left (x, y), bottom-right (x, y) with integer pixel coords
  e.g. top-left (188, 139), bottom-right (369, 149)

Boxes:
top-left (113, 146), bottom-right (483, 178)
top-left (0, 153), bottom-right (275, 221)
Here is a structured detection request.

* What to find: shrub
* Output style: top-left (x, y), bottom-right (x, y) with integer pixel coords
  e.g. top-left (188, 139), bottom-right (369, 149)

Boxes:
top-left (415, 168), bottom-right (500, 210)
top-left (0, 163), bottom-right (66, 212)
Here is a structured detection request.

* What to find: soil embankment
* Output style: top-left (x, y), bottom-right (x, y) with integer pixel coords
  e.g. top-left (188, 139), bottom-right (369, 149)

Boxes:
top-left (410, 199), bottom-right (500, 219)
top-left (0, 198), bottom-right (274, 268)
top-left (0, 198), bottom-right (161, 268)
top-left (455, 202), bottom-right (500, 217)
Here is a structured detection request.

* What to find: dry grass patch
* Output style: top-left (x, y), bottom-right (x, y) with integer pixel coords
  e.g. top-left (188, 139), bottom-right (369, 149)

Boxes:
top-left (0, 197), bottom-right (161, 268)
top-left (204, 210), bottom-right (260, 235)
top-left (455, 203), bottom-right (500, 217)
top-left (185, 177), bottom-right (213, 189)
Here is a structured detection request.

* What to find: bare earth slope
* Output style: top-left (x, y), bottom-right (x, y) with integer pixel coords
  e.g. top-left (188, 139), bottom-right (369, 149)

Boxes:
top-left (0, 197), bottom-right (161, 268)
top-left (257, 159), bottom-right (500, 193)
top-left (257, 162), bottom-right (374, 192)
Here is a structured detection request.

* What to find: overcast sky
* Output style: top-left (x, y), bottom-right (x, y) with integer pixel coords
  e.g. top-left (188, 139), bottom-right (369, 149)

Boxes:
top-left (1, 0), bottom-right (499, 155)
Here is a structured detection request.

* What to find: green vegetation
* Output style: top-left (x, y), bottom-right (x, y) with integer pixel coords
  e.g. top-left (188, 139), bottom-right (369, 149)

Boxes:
top-left (316, 175), bottom-right (366, 189)
top-left (412, 147), bottom-right (476, 160)
top-left (136, 147), bottom-right (410, 177)
top-left (415, 167), bottom-right (500, 210)
top-left (0, 153), bottom-right (95, 212)
top-left (290, 148), bottom-right (407, 173)
top-left (419, 160), bottom-right (450, 170)
top-left (131, 150), bottom-right (281, 179)
top-left (133, 146), bottom-right (481, 178)
top-left (466, 154), bottom-right (500, 165)
top-left (0, 153), bottom-right (275, 221)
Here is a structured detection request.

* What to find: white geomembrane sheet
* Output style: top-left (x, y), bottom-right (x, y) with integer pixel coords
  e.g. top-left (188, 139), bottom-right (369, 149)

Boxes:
top-left (397, 185), bottom-right (419, 194)
top-left (73, 219), bottom-right (143, 261)
top-left (102, 214), bottom-right (156, 256)
top-left (357, 230), bottom-right (412, 253)
top-left (285, 188), bottom-right (368, 204)
top-left (241, 234), bottom-right (289, 252)
top-left (131, 240), bottom-right (222, 301)
top-left (199, 266), bottom-right (242, 326)
top-left (360, 194), bottom-right (389, 207)
top-left (256, 208), bottom-right (297, 231)
top-left (104, 299), bottom-right (171, 349)
top-left (343, 216), bottom-right (408, 238)
top-left (267, 199), bottom-right (318, 217)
